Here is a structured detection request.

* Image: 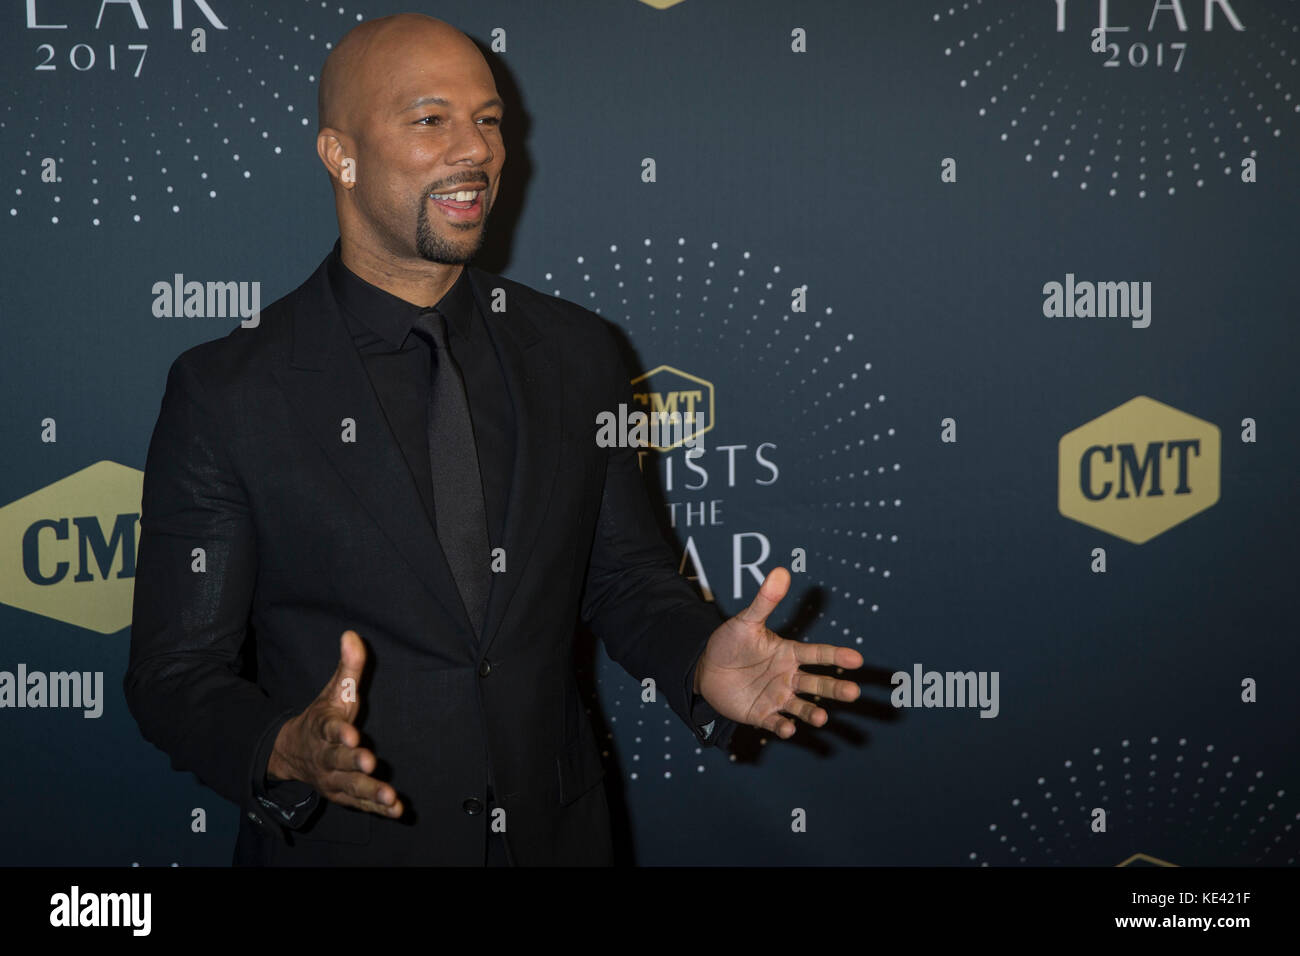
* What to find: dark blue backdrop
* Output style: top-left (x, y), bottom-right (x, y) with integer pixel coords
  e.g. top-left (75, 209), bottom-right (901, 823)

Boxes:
top-left (2, 0), bottom-right (1296, 866)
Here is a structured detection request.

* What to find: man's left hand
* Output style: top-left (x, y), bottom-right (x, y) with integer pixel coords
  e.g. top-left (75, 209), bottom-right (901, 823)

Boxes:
top-left (696, 566), bottom-right (863, 739)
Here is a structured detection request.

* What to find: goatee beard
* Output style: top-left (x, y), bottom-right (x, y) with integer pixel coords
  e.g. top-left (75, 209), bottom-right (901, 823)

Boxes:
top-left (415, 194), bottom-right (488, 264)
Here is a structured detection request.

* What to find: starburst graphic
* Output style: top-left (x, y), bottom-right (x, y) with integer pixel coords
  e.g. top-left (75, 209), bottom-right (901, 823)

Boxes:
top-left (3, 2), bottom-right (373, 227)
top-left (970, 736), bottom-right (1298, 865)
top-left (540, 235), bottom-right (903, 778)
top-left (931, 0), bottom-right (1296, 197)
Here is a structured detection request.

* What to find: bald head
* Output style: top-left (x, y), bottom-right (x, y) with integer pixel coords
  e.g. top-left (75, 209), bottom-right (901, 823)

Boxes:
top-left (318, 14), bottom-right (488, 134)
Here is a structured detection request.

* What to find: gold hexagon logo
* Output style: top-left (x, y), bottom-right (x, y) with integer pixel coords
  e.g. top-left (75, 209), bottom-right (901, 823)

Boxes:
top-left (1058, 396), bottom-right (1220, 544)
top-left (629, 365), bottom-right (715, 451)
top-left (1117, 852), bottom-right (1178, 867)
top-left (0, 461), bottom-right (143, 634)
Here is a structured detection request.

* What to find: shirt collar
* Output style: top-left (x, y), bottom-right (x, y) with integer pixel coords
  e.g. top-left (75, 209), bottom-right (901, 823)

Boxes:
top-left (326, 238), bottom-right (476, 348)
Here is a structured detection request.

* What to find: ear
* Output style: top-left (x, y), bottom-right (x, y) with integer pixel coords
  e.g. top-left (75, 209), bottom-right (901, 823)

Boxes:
top-left (316, 128), bottom-right (356, 189)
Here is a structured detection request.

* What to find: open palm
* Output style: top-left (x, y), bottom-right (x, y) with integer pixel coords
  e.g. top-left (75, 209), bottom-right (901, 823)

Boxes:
top-left (697, 567), bottom-right (864, 738)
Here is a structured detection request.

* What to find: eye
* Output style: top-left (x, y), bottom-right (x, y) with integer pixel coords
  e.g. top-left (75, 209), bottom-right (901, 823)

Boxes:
top-left (416, 115), bottom-right (442, 126)
top-left (477, 116), bottom-right (502, 127)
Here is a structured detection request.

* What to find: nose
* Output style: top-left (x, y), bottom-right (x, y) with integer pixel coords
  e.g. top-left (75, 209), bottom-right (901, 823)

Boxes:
top-left (445, 119), bottom-right (496, 168)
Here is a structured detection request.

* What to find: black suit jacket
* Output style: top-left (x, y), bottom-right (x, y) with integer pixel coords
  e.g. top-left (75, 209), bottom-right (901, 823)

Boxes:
top-left (124, 247), bottom-right (735, 865)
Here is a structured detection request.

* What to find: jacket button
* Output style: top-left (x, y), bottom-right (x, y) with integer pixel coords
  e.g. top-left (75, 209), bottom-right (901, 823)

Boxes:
top-left (462, 797), bottom-right (484, 815)
top-left (478, 660), bottom-right (492, 677)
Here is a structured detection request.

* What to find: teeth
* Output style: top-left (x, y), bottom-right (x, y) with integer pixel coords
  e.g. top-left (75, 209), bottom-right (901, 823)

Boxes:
top-left (431, 189), bottom-right (481, 201)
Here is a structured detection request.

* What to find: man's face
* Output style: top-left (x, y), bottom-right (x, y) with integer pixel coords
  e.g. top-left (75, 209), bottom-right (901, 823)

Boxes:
top-left (350, 37), bottom-right (504, 265)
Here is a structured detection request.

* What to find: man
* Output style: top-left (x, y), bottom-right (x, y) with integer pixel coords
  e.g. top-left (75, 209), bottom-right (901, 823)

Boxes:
top-left (124, 13), bottom-right (862, 866)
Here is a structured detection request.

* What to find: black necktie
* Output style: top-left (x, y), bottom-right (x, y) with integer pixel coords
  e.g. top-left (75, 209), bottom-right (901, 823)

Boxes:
top-left (411, 308), bottom-right (491, 639)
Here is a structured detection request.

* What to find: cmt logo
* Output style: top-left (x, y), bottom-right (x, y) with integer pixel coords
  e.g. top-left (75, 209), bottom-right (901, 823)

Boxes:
top-left (1117, 853), bottom-right (1177, 867)
top-left (0, 462), bottom-right (143, 634)
top-left (1058, 396), bottom-right (1220, 544)
top-left (629, 365), bottom-right (715, 451)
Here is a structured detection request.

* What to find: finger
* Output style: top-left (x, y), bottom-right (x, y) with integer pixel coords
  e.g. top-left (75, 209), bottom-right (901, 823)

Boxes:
top-left (322, 769), bottom-right (404, 817)
top-left (339, 629), bottom-right (366, 674)
top-left (326, 786), bottom-right (405, 819)
top-left (325, 630), bottom-right (367, 705)
top-left (318, 714), bottom-right (359, 749)
top-left (736, 566), bottom-right (791, 627)
top-left (792, 641), bottom-right (864, 671)
top-left (783, 696), bottom-right (827, 727)
top-left (322, 741), bottom-right (375, 775)
top-left (758, 712), bottom-right (796, 739)
top-left (793, 671), bottom-right (861, 702)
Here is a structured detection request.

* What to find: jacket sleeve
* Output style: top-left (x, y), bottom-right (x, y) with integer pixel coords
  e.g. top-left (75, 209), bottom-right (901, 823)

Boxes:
top-left (124, 354), bottom-right (317, 836)
top-left (578, 326), bottom-right (737, 751)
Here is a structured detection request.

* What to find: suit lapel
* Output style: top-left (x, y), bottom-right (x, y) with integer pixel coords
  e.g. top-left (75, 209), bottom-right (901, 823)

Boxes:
top-left (270, 257), bottom-right (475, 640)
top-left (467, 268), bottom-right (562, 658)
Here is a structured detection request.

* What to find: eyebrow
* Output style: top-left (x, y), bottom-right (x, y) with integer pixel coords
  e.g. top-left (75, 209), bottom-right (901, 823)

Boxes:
top-left (402, 95), bottom-right (504, 113)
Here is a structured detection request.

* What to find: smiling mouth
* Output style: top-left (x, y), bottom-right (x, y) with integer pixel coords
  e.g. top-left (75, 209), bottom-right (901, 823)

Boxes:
top-left (429, 184), bottom-right (487, 209)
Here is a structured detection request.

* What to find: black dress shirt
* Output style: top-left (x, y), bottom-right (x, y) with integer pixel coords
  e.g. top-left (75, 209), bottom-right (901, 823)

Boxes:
top-left (329, 242), bottom-right (515, 549)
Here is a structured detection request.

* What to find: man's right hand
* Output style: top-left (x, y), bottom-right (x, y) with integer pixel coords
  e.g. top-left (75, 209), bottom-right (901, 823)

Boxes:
top-left (266, 630), bottom-right (403, 818)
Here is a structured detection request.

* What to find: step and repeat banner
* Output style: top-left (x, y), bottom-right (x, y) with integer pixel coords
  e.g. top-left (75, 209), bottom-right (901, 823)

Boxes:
top-left (1, 0), bottom-right (1296, 866)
